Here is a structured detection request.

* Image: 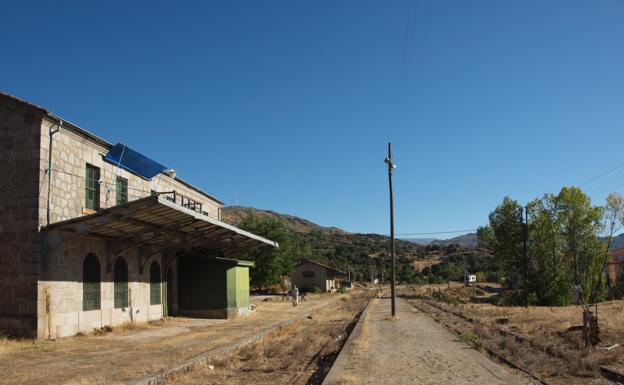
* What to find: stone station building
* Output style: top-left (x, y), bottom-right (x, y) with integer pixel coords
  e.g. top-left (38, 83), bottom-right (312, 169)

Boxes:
top-left (0, 92), bottom-right (277, 339)
top-left (292, 260), bottom-right (348, 293)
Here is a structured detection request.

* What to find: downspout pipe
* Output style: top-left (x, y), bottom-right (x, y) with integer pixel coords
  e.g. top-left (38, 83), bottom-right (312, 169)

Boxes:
top-left (46, 120), bottom-right (61, 226)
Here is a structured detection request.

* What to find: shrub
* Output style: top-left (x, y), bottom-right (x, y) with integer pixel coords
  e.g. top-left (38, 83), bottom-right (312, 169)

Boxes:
top-left (312, 286), bottom-right (322, 294)
top-left (337, 287), bottom-right (347, 294)
top-left (459, 332), bottom-right (483, 351)
top-left (433, 290), bottom-right (459, 305)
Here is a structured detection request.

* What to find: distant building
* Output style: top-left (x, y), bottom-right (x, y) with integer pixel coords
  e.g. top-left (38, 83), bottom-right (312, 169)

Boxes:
top-left (292, 260), bottom-right (347, 293)
top-left (607, 247), bottom-right (624, 286)
top-left (0, 93), bottom-right (278, 339)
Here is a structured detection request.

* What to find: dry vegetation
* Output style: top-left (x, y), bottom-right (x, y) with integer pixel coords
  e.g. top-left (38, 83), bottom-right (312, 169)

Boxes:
top-left (403, 284), bottom-right (624, 385)
top-left (0, 293), bottom-right (347, 385)
top-left (165, 294), bottom-right (370, 385)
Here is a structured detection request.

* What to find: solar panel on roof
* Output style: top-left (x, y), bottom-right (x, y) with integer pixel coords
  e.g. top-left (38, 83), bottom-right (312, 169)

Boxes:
top-left (104, 143), bottom-right (168, 179)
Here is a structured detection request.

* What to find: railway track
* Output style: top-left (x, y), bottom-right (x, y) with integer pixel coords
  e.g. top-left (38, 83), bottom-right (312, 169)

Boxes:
top-left (410, 299), bottom-right (624, 385)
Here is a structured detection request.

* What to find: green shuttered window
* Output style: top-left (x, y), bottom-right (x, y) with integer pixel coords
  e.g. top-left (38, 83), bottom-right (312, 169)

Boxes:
top-left (114, 258), bottom-right (129, 308)
top-left (83, 254), bottom-right (101, 311)
top-left (150, 261), bottom-right (161, 305)
top-left (85, 164), bottom-right (100, 210)
top-left (116, 176), bottom-right (128, 205)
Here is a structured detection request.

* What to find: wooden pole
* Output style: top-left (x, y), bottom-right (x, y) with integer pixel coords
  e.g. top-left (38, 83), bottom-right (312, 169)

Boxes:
top-left (385, 143), bottom-right (396, 317)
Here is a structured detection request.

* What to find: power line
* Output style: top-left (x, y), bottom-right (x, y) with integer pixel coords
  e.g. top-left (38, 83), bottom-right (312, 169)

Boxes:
top-left (395, 0), bottom-right (434, 148)
top-left (579, 160), bottom-right (624, 188)
top-left (394, 229), bottom-right (478, 236)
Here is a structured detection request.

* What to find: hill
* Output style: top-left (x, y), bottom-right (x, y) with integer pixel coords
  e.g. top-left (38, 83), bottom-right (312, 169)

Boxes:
top-left (222, 206), bottom-right (427, 281)
top-left (401, 233), bottom-right (479, 247)
top-left (222, 206), bottom-right (347, 235)
top-left (431, 233), bottom-right (479, 248)
top-left (611, 233), bottom-right (624, 250)
top-left (221, 206), bottom-right (496, 285)
top-left (401, 237), bottom-right (438, 245)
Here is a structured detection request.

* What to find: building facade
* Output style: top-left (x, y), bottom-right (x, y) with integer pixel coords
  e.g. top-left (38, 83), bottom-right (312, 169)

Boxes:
top-left (292, 260), bottom-right (347, 293)
top-left (0, 93), bottom-right (276, 339)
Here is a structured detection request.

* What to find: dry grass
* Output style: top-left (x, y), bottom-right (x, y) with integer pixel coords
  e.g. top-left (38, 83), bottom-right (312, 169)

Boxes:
top-left (0, 292), bottom-right (352, 385)
top-left (416, 288), bottom-right (624, 381)
top-left (165, 293), bottom-right (371, 385)
top-left (333, 374), bottom-right (359, 385)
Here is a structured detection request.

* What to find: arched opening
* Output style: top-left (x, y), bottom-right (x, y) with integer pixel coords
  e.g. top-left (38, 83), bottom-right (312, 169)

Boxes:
top-left (150, 261), bottom-right (161, 305)
top-left (114, 257), bottom-right (129, 308)
top-left (83, 253), bottom-right (101, 311)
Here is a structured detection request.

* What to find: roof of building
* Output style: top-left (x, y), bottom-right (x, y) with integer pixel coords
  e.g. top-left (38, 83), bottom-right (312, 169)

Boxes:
top-left (295, 259), bottom-right (345, 274)
top-left (44, 195), bottom-right (277, 270)
top-left (0, 91), bottom-right (224, 205)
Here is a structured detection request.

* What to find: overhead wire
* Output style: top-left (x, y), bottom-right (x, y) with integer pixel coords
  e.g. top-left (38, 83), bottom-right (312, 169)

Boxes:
top-left (578, 160), bottom-right (624, 189)
top-left (394, 229), bottom-right (478, 236)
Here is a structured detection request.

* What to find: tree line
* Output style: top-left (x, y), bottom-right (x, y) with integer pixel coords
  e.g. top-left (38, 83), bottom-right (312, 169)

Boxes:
top-left (478, 187), bottom-right (624, 306)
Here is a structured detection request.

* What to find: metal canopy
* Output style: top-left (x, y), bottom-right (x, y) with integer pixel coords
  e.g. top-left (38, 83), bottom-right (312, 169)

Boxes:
top-left (44, 195), bottom-right (277, 269)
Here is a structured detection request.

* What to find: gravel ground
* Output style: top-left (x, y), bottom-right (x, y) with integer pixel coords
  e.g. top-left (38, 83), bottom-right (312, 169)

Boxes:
top-left (323, 298), bottom-right (540, 385)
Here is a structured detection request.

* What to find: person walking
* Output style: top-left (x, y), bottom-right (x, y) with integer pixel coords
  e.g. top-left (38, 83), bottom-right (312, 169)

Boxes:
top-left (291, 285), bottom-right (299, 307)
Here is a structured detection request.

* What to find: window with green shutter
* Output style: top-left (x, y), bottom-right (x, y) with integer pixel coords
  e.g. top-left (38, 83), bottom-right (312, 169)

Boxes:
top-left (85, 164), bottom-right (100, 210)
top-left (116, 176), bottom-right (128, 205)
top-left (114, 257), bottom-right (129, 308)
top-left (83, 254), bottom-right (101, 311)
top-left (150, 261), bottom-right (161, 305)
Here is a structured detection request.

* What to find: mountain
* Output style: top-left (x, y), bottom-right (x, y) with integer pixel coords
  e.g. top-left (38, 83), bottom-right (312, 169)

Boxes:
top-left (610, 233), bottom-right (624, 250)
top-left (430, 233), bottom-right (479, 248)
top-left (222, 206), bottom-right (348, 235)
top-left (221, 206), bottom-right (427, 279)
top-left (401, 238), bottom-right (438, 245)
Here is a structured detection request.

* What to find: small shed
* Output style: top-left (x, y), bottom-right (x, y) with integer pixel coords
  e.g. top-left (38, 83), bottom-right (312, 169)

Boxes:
top-left (292, 260), bottom-right (346, 293)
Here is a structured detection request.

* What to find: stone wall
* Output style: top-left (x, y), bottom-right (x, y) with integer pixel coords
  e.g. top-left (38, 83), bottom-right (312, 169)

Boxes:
top-left (38, 116), bottom-right (222, 227)
top-left (0, 94), bottom-right (44, 337)
top-left (292, 262), bottom-right (333, 292)
top-left (0, 94), bottom-right (231, 338)
top-left (37, 236), bottom-right (164, 339)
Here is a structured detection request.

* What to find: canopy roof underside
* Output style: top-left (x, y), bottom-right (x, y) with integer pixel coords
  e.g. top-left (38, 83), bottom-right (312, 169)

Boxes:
top-left (44, 195), bottom-right (277, 259)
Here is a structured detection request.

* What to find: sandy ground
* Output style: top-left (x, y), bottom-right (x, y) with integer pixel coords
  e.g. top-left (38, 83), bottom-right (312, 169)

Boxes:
top-left (322, 298), bottom-right (538, 385)
top-left (166, 294), bottom-right (371, 385)
top-left (0, 294), bottom-right (341, 385)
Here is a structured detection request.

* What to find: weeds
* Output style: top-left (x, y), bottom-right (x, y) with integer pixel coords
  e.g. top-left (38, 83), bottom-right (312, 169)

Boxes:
top-left (458, 332), bottom-right (483, 351)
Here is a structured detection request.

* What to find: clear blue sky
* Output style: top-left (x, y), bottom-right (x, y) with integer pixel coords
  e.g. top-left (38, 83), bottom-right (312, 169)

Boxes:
top-left (2, 0), bottom-right (624, 236)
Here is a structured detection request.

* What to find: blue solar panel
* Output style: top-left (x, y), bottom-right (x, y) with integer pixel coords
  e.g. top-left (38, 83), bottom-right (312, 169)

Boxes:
top-left (104, 143), bottom-right (168, 179)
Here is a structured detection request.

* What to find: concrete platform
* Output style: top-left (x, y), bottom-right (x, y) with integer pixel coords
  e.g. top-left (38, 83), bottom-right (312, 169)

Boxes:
top-left (322, 298), bottom-right (536, 385)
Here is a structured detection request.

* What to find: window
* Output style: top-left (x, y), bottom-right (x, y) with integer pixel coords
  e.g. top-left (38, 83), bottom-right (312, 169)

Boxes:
top-left (85, 164), bottom-right (100, 210)
top-left (115, 176), bottom-right (128, 205)
top-left (83, 254), bottom-right (101, 311)
top-left (114, 257), bottom-right (129, 308)
top-left (302, 271), bottom-right (315, 278)
top-left (150, 261), bottom-right (161, 305)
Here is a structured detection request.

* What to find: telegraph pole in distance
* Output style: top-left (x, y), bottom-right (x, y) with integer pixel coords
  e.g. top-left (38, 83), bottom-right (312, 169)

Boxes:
top-left (385, 143), bottom-right (397, 317)
top-left (523, 206), bottom-right (529, 308)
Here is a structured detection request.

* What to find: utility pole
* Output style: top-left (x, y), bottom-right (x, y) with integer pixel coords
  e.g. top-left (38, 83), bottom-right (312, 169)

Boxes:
top-left (442, 250), bottom-right (449, 289)
top-left (385, 143), bottom-right (397, 317)
top-left (522, 206), bottom-right (529, 308)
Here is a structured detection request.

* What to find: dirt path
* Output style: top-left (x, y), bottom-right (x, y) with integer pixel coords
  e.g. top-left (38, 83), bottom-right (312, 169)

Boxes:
top-left (322, 298), bottom-right (538, 385)
top-left (0, 294), bottom-right (341, 385)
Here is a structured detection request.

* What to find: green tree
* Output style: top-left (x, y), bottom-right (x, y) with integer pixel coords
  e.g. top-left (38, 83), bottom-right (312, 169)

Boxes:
top-left (479, 197), bottom-right (524, 289)
top-left (237, 213), bottom-right (300, 288)
top-left (590, 192), bottom-right (624, 301)
top-left (527, 195), bottom-right (571, 305)
top-left (555, 187), bottom-right (604, 301)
